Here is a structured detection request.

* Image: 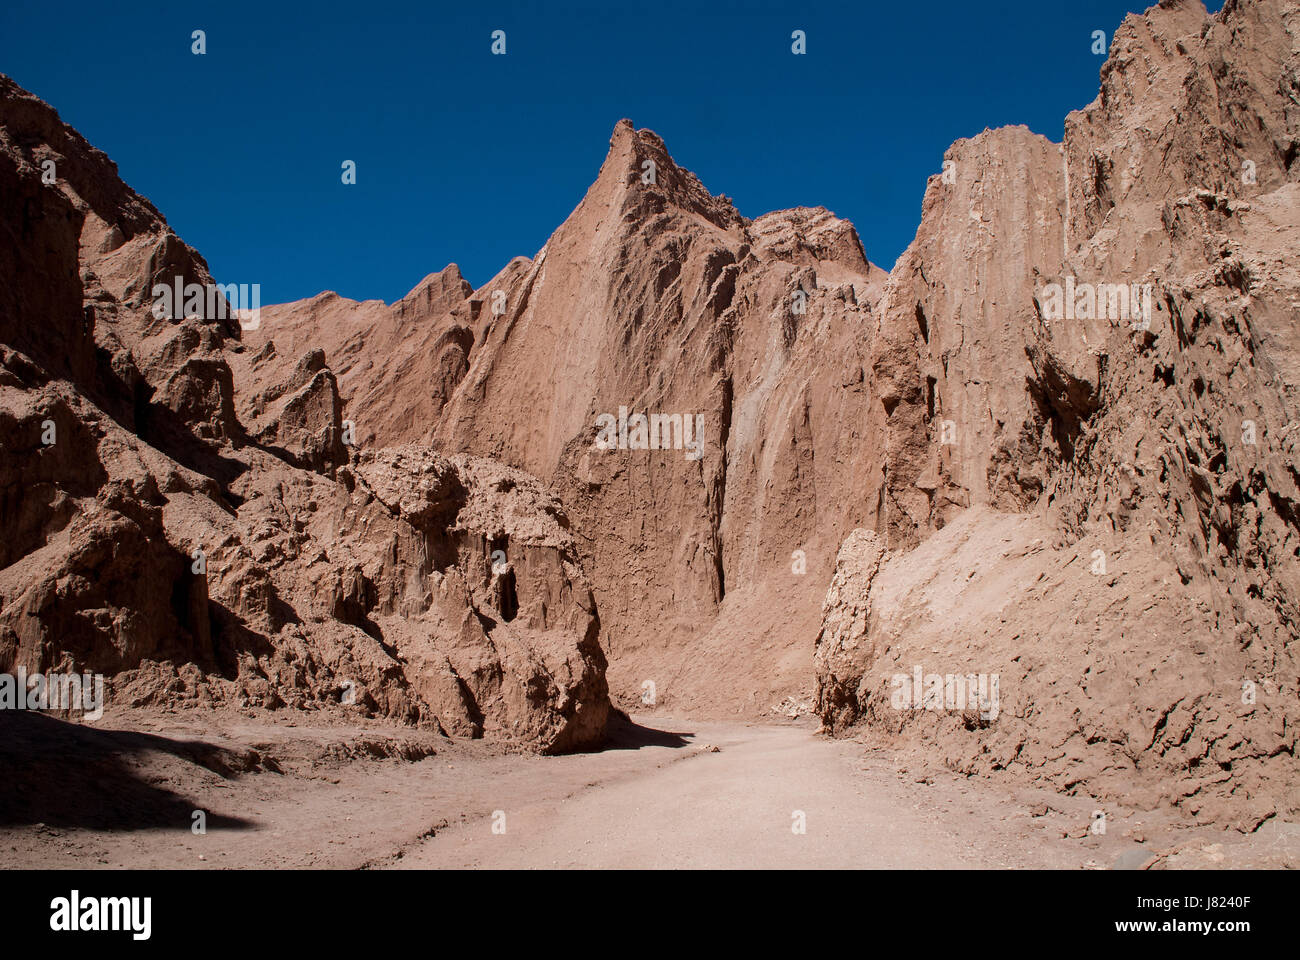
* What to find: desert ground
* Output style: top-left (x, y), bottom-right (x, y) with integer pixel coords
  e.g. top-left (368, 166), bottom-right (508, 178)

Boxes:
top-left (3, 707), bottom-right (1295, 870)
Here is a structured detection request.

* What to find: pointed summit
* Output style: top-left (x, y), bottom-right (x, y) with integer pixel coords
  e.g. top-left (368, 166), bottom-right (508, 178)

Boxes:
top-left (587, 119), bottom-right (743, 232)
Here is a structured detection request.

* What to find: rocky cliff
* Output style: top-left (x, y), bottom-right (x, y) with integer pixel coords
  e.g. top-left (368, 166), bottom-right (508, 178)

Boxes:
top-left (251, 120), bottom-right (892, 713)
top-left (0, 75), bottom-right (609, 752)
top-left (815, 0), bottom-right (1300, 831)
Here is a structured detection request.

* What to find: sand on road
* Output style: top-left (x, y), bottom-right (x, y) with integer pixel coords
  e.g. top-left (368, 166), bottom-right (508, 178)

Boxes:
top-left (388, 717), bottom-right (1082, 869)
top-left (9, 709), bottom-right (1285, 869)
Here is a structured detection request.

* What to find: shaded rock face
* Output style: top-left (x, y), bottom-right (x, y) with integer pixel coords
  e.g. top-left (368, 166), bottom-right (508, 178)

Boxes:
top-left (0, 142), bottom-right (91, 388)
top-left (0, 77), bottom-right (609, 751)
top-left (0, 76), bottom-right (238, 447)
top-left (814, 0), bottom-right (1300, 830)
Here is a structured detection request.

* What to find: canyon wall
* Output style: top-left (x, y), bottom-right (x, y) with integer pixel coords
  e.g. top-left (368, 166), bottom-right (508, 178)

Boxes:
top-left (815, 0), bottom-right (1300, 830)
top-left (0, 75), bottom-right (609, 751)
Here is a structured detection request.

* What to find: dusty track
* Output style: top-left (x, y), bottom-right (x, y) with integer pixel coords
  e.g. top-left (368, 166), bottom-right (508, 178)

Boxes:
top-left (3, 709), bottom-right (1295, 870)
top-left (389, 719), bottom-right (1081, 869)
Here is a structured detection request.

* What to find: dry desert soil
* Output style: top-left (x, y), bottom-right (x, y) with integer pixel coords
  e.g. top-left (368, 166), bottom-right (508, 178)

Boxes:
top-left (2, 707), bottom-right (1296, 870)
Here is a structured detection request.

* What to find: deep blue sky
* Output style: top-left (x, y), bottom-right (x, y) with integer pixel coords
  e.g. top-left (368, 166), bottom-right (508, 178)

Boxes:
top-left (1, 0), bottom-right (1222, 304)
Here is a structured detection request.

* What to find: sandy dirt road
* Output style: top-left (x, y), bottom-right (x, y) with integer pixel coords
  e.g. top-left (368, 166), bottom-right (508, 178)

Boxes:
top-left (388, 717), bottom-right (1084, 869)
top-left (6, 709), bottom-right (1288, 870)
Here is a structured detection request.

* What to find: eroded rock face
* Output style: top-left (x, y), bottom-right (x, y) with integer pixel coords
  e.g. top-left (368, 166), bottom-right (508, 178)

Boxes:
top-left (155, 445), bottom-right (609, 751)
top-left (243, 7), bottom-right (1298, 790)
top-left (872, 126), bottom-right (1067, 538)
top-left (233, 345), bottom-right (349, 473)
top-left (255, 120), bottom-right (892, 712)
top-left (814, 0), bottom-right (1300, 829)
top-left (811, 530), bottom-right (884, 732)
top-left (0, 75), bottom-right (610, 751)
top-left (238, 267), bottom-right (476, 450)
top-left (0, 76), bottom-right (239, 446)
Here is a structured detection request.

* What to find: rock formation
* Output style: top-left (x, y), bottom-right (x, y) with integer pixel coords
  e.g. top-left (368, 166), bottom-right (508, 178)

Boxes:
top-left (0, 75), bottom-right (608, 752)
top-left (1, 0), bottom-right (1296, 821)
top-left (249, 121), bottom-right (892, 712)
top-left (815, 0), bottom-right (1300, 831)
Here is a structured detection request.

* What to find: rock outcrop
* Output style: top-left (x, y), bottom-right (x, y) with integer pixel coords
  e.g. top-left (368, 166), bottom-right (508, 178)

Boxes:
top-left (250, 121), bottom-right (892, 712)
top-left (0, 75), bottom-right (610, 751)
top-left (814, 0), bottom-right (1300, 830)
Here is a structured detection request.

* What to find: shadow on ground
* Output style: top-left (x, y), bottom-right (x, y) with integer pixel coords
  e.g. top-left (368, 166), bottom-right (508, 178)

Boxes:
top-left (0, 710), bottom-right (258, 831)
top-left (599, 709), bottom-right (694, 751)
